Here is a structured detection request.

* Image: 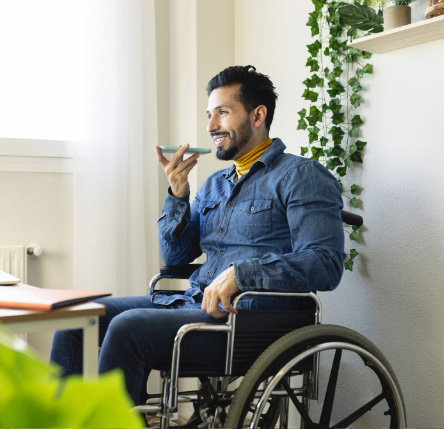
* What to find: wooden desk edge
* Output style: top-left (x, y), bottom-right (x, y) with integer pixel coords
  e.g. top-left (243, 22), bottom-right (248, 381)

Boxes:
top-left (0, 302), bottom-right (106, 323)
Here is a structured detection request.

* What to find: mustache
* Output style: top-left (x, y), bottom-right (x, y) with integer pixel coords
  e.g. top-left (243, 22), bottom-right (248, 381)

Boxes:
top-left (211, 132), bottom-right (230, 138)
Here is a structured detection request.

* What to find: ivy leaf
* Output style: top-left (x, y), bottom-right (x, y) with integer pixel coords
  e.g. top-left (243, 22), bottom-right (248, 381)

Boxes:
top-left (350, 230), bottom-right (358, 242)
top-left (306, 57), bottom-right (320, 72)
top-left (345, 48), bottom-right (361, 63)
top-left (344, 259), bottom-right (354, 271)
top-left (364, 63), bottom-right (373, 74)
top-left (297, 118), bottom-right (308, 130)
top-left (350, 248), bottom-right (359, 259)
top-left (301, 146), bottom-right (309, 156)
top-left (350, 93), bottom-right (361, 108)
top-left (351, 150), bottom-right (363, 163)
top-left (302, 89), bottom-right (319, 102)
top-left (308, 126), bottom-right (320, 143)
top-left (312, 0), bottom-right (326, 11)
top-left (355, 140), bottom-right (367, 151)
top-left (329, 98), bottom-right (342, 112)
top-left (329, 126), bottom-right (345, 144)
top-left (311, 146), bottom-right (324, 160)
top-left (326, 157), bottom-right (343, 169)
top-left (297, 108), bottom-right (307, 119)
top-left (349, 127), bottom-right (359, 138)
top-left (350, 197), bottom-right (359, 208)
top-left (333, 66), bottom-right (343, 77)
top-left (336, 166), bottom-right (347, 177)
top-left (362, 50), bottom-right (372, 59)
top-left (327, 79), bottom-right (345, 97)
top-left (330, 146), bottom-right (344, 157)
top-left (348, 77), bottom-right (363, 93)
top-left (332, 111), bottom-right (345, 125)
top-left (351, 114), bottom-right (363, 128)
top-left (308, 106), bottom-right (323, 125)
top-left (351, 184), bottom-right (361, 194)
top-left (306, 11), bottom-right (320, 36)
top-left (307, 40), bottom-right (322, 57)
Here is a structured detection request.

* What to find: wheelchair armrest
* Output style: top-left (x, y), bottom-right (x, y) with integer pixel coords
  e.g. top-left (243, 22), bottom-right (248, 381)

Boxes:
top-left (149, 264), bottom-right (203, 295)
top-left (160, 264), bottom-right (202, 278)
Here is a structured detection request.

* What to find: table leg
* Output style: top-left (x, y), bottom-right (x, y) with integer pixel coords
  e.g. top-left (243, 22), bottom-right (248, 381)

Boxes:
top-left (82, 316), bottom-right (99, 379)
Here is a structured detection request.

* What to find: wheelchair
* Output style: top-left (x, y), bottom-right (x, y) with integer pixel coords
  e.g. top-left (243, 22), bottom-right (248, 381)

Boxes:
top-left (133, 210), bottom-right (406, 428)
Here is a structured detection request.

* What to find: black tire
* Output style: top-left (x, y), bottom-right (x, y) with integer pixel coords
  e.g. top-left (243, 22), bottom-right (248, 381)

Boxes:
top-left (226, 325), bottom-right (406, 429)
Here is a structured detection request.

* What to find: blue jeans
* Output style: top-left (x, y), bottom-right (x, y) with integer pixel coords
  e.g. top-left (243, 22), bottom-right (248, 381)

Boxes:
top-left (50, 296), bottom-right (227, 404)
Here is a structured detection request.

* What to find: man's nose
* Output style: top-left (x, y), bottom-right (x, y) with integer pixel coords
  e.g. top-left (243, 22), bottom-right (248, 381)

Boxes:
top-left (207, 116), bottom-right (219, 133)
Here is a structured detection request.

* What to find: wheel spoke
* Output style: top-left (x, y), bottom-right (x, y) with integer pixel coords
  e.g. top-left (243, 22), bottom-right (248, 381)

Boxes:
top-left (319, 348), bottom-right (342, 426)
top-left (331, 392), bottom-right (386, 429)
top-left (281, 378), bottom-right (316, 429)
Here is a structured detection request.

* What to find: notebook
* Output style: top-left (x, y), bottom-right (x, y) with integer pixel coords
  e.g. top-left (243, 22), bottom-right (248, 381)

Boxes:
top-left (0, 283), bottom-right (112, 311)
top-left (0, 270), bottom-right (20, 285)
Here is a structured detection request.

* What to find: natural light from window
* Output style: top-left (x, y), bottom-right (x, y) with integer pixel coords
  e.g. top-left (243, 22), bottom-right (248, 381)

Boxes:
top-left (0, 0), bottom-right (85, 141)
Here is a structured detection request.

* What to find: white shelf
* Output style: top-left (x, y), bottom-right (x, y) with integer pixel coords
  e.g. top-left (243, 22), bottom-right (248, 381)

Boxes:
top-left (348, 14), bottom-right (444, 53)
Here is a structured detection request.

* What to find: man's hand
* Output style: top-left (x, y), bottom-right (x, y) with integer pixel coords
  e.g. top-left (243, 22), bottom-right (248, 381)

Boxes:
top-left (155, 144), bottom-right (199, 198)
top-left (202, 266), bottom-right (239, 318)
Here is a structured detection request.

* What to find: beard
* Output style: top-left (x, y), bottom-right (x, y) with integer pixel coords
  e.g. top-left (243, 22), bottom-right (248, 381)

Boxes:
top-left (215, 116), bottom-right (253, 161)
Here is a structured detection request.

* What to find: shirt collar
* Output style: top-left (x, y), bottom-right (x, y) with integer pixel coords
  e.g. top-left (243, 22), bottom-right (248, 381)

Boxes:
top-left (222, 138), bottom-right (286, 181)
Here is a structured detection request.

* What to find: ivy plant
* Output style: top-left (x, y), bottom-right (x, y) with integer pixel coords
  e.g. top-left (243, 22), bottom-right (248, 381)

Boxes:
top-left (298, 0), bottom-right (383, 271)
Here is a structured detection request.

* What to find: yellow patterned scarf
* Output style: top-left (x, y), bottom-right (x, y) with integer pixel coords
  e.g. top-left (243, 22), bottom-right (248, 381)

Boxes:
top-left (234, 139), bottom-right (272, 179)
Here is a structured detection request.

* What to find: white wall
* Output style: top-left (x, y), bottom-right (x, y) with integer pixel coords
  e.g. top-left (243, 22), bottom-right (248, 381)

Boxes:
top-left (0, 171), bottom-right (74, 355)
top-left (234, 0), bottom-right (444, 427)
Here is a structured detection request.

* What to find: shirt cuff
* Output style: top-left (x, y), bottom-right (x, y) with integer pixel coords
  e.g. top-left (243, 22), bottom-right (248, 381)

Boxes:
top-left (162, 189), bottom-right (190, 220)
top-left (232, 258), bottom-right (262, 291)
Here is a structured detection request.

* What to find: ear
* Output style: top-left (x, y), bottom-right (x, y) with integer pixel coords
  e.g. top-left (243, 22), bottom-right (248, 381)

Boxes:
top-left (252, 105), bottom-right (267, 129)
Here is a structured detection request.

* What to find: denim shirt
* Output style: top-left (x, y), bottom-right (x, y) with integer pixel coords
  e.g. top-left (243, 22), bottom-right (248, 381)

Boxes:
top-left (154, 138), bottom-right (345, 310)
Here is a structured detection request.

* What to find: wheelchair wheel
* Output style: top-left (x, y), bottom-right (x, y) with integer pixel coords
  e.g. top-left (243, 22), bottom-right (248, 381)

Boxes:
top-left (226, 325), bottom-right (406, 429)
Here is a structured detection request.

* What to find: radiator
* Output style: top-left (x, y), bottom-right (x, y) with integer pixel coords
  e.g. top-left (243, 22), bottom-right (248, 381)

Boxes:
top-left (0, 245), bottom-right (27, 283)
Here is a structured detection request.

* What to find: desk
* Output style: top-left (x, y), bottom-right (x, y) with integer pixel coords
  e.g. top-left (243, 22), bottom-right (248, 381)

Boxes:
top-left (0, 302), bottom-right (105, 378)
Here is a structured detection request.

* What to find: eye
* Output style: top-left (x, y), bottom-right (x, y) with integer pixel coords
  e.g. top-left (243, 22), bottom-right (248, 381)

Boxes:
top-left (220, 110), bottom-right (227, 116)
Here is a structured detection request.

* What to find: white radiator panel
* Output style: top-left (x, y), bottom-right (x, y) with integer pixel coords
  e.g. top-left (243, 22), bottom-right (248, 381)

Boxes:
top-left (0, 245), bottom-right (27, 283)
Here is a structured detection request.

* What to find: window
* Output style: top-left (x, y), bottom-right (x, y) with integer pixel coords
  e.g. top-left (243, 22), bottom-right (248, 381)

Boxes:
top-left (0, 0), bottom-right (85, 168)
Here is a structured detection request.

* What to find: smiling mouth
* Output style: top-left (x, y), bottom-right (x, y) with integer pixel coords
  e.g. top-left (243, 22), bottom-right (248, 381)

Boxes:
top-left (212, 133), bottom-right (230, 146)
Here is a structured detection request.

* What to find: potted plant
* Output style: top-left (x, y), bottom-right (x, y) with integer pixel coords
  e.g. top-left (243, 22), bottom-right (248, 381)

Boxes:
top-left (372, 0), bottom-right (418, 30)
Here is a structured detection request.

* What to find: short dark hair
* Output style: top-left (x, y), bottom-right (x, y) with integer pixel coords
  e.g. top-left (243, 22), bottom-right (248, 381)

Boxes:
top-left (206, 65), bottom-right (278, 130)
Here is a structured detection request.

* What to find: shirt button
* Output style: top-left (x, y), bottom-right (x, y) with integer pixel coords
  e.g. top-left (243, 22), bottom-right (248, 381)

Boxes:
top-left (219, 227), bottom-right (225, 232)
top-left (250, 280), bottom-right (256, 287)
top-left (250, 206), bottom-right (255, 212)
top-left (227, 202), bottom-right (233, 207)
top-left (218, 249), bottom-right (224, 254)
top-left (179, 202), bottom-right (186, 208)
top-left (206, 270), bottom-right (211, 275)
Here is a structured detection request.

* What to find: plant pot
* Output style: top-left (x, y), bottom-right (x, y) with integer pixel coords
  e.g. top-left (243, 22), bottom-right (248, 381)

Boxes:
top-left (383, 5), bottom-right (412, 31)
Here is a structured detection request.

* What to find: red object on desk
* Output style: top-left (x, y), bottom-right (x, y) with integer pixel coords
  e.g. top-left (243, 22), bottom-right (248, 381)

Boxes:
top-left (0, 283), bottom-right (111, 311)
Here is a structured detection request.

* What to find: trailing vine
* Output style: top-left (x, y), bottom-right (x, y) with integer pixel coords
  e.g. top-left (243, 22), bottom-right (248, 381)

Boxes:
top-left (298, 0), bottom-right (383, 271)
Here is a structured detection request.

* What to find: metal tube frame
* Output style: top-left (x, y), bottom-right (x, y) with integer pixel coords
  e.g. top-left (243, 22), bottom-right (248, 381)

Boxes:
top-left (167, 289), bottom-right (322, 413)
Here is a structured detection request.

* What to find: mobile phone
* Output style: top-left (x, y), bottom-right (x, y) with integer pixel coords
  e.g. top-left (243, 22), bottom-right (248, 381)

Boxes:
top-left (159, 146), bottom-right (211, 154)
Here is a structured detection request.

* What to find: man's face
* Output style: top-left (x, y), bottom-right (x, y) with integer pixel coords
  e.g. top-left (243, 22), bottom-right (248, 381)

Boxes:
top-left (206, 85), bottom-right (254, 161)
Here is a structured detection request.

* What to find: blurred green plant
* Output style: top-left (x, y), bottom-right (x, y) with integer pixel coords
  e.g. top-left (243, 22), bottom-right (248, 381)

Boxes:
top-left (0, 327), bottom-right (144, 428)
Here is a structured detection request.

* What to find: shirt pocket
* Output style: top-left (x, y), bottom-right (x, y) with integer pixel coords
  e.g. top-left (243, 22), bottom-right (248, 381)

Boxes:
top-left (198, 200), bottom-right (220, 238)
top-left (236, 197), bottom-right (273, 240)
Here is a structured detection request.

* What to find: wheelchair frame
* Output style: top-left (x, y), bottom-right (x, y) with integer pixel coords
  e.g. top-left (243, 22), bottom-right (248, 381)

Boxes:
top-left (133, 210), bottom-right (406, 428)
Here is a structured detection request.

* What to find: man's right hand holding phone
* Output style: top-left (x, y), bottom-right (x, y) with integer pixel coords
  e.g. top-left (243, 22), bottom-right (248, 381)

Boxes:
top-left (155, 144), bottom-right (199, 198)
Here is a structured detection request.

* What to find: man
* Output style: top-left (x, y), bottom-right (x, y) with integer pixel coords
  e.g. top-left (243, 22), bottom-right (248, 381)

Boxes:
top-left (51, 65), bottom-right (344, 405)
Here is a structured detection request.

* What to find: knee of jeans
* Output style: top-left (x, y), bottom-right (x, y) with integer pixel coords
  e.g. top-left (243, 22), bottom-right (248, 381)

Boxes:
top-left (105, 310), bottom-right (145, 346)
